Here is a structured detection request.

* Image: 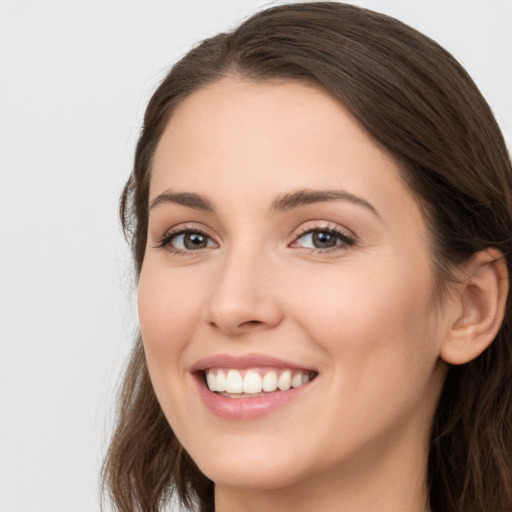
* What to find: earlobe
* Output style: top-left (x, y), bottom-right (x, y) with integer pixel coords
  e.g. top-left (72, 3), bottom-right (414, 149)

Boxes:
top-left (440, 248), bottom-right (509, 365)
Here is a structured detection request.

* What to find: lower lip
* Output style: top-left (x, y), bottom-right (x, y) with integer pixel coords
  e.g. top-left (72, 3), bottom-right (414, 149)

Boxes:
top-left (194, 375), bottom-right (315, 420)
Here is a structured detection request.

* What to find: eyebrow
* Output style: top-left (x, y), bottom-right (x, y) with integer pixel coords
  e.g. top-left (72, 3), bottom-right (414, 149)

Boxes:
top-left (149, 191), bottom-right (214, 212)
top-left (149, 188), bottom-right (380, 218)
top-left (271, 189), bottom-right (381, 217)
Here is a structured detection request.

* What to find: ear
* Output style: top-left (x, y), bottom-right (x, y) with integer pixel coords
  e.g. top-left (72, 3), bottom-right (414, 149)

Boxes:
top-left (440, 248), bottom-right (509, 365)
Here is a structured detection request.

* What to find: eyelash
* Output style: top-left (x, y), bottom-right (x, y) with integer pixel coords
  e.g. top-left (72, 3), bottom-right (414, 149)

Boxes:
top-left (155, 223), bottom-right (356, 255)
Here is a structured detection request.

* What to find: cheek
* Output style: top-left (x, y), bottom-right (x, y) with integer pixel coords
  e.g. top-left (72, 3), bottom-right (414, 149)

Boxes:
top-left (137, 266), bottom-right (206, 431)
top-left (137, 266), bottom-right (202, 364)
top-left (290, 258), bottom-right (439, 385)
top-left (290, 262), bottom-right (442, 450)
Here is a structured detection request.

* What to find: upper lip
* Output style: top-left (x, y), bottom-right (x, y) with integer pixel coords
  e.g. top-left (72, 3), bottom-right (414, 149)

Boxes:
top-left (190, 353), bottom-right (317, 373)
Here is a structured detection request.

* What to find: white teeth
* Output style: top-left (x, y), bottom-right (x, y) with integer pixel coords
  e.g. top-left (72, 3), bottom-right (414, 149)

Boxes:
top-left (206, 371), bottom-right (216, 391)
top-left (226, 369), bottom-right (243, 393)
top-left (277, 370), bottom-right (291, 391)
top-left (262, 371), bottom-right (278, 392)
top-left (291, 372), bottom-right (303, 388)
top-left (243, 370), bottom-right (263, 393)
top-left (215, 369), bottom-right (226, 392)
top-left (204, 368), bottom-right (314, 394)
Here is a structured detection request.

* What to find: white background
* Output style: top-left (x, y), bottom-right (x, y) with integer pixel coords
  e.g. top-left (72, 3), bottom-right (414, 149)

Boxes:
top-left (0, 1), bottom-right (511, 511)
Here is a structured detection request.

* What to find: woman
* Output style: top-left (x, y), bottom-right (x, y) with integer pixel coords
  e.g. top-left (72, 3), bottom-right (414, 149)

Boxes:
top-left (103, 3), bottom-right (512, 511)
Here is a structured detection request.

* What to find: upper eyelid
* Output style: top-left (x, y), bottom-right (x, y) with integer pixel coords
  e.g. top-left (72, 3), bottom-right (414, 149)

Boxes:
top-left (292, 221), bottom-right (355, 238)
top-left (159, 223), bottom-right (215, 238)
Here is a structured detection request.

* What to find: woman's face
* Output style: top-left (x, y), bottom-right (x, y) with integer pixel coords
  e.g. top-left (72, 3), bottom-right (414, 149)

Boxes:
top-left (138, 78), bottom-right (450, 494)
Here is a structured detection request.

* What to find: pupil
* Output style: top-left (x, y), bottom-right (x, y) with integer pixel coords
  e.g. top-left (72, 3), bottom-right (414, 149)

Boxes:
top-left (184, 233), bottom-right (207, 249)
top-left (313, 231), bottom-right (337, 248)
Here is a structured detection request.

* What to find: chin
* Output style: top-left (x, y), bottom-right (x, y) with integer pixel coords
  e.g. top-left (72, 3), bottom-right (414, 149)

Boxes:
top-left (183, 436), bottom-right (309, 491)
top-left (201, 457), bottom-right (305, 491)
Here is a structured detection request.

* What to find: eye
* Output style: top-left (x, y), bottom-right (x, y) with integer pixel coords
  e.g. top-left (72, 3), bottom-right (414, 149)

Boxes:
top-left (157, 228), bottom-right (217, 253)
top-left (292, 227), bottom-right (355, 251)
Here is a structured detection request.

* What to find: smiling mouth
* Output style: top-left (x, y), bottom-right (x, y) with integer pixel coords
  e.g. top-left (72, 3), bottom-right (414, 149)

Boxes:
top-left (203, 368), bottom-right (318, 397)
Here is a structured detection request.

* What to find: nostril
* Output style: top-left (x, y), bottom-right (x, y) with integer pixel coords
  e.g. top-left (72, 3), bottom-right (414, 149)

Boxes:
top-left (209, 319), bottom-right (263, 329)
top-left (240, 320), bottom-right (264, 328)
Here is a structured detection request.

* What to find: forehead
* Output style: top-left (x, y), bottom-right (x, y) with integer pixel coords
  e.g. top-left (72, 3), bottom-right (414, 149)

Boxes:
top-left (154, 79), bottom-right (395, 186)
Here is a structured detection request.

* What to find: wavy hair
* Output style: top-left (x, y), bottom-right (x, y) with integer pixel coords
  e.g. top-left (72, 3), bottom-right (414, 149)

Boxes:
top-left (103, 3), bottom-right (512, 511)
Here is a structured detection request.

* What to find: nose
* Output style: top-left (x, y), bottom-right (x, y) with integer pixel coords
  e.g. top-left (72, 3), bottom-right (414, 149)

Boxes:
top-left (204, 247), bottom-right (284, 336)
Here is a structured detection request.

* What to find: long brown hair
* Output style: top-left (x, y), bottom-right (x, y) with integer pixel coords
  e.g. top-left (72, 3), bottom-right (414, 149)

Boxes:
top-left (103, 3), bottom-right (512, 511)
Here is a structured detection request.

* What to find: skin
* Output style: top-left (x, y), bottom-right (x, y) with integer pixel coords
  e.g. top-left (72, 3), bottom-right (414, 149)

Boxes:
top-left (138, 78), bottom-right (501, 512)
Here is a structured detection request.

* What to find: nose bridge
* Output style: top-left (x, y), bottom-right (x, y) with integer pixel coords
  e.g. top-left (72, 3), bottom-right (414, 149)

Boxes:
top-left (205, 237), bottom-right (282, 334)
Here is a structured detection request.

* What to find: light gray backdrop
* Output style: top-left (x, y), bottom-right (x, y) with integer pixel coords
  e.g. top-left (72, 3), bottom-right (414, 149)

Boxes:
top-left (1, 1), bottom-right (511, 511)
